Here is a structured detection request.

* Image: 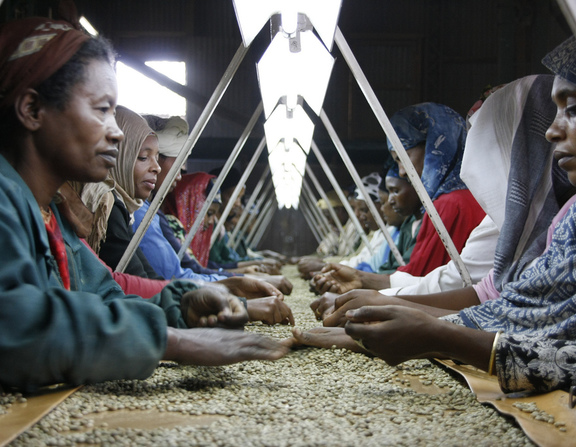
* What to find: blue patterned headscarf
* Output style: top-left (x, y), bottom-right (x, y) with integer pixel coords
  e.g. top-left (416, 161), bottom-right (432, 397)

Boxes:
top-left (386, 103), bottom-right (468, 201)
top-left (542, 35), bottom-right (576, 84)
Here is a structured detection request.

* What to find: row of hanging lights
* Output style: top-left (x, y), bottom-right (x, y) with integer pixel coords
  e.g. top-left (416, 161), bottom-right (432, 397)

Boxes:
top-left (232, 0), bottom-right (343, 208)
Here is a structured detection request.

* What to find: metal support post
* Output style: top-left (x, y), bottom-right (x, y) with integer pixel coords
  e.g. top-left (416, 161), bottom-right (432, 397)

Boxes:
top-left (299, 200), bottom-right (323, 245)
top-left (320, 109), bottom-right (404, 266)
top-left (116, 42), bottom-right (250, 272)
top-left (246, 198), bottom-right (274, 247)
top-left (301, 179), bottom-right (333, 240)
top-left (302, 178), bottom-right (335, 238)
top-left (228, 165), bottom-right (270, 247)
top-left (233, 182), bottom-right (273, 250)
top-left (305, 164), bottom-right (344, 235)
top-left (250, 199), bottom-right (277, 249)
top-left (177, 102), bottom-right (264, 260)
top-left (334, 27), bottom-right (470, 284)
top-left (310, 141), bottom-right (374, 255)
top-left (211, 137), bottom-right (266, 246)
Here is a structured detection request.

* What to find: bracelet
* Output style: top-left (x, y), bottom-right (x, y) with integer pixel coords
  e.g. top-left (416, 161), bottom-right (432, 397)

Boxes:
top-left (487, 331), bottom-right (502, 376)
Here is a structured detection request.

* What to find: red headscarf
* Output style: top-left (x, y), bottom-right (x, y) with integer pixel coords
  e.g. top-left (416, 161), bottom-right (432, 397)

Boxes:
top-left (164, 172), bottom-right (216, 267)
top-left (0, 17), bottom-right (89, 115)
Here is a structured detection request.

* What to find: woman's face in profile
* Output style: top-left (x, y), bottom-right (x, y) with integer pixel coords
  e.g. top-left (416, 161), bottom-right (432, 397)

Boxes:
top-left (39, 59), bottom-right (123, 184)
top-left (203, 202), bottom-right (220, 230)
top-left (392, 143), bottom-right (425, 179)
top-left (548, 76), bottom-right (576, 187)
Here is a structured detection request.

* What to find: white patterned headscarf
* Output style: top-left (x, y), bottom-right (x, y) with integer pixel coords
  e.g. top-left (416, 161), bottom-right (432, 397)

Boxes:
top-left (354, 172), bottom-right (382, 202)
top-left (144, 115), bottom-right (189, 157)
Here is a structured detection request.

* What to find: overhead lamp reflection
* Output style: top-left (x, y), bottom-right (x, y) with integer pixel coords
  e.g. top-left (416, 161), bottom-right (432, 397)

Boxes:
top-left (271, 166), bottom-right (303, 209)
top-left (79, 16), bottom-right (98, 36)
top-left (264, 103), bottom-right (314, 154)
top-left (232, 0), bottom-right (343, 49)
top-left (268, 140), bottom-right (307, 178)
top-left (257, 30), bottom-right (334, 118)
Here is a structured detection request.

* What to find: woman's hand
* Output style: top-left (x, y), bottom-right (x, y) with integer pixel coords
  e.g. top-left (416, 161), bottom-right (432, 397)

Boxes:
top-left (344, 305), bottom-right (446, 365)
top-left (246, 296), bottom-right (295, 325)
top-left (289, 326), bottom-right (368, 353)
top-left (297, 257), bottom-right (326, 279)
top-left (322, 289), bottom-right (390, 327)
top-left (217, 276), bottom-right (283, 299)
top-left (312, 263), bottom-right (363, 295)
top-left (180, 284), bottom-right (248, 329)
top-left (310, 292), bottom-right (339, 321)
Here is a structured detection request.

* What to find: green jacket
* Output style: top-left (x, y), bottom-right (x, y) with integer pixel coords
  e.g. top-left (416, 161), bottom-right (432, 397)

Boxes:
top-left (378, 215), bottom-right (421, 274)
top-left (0, 155), bottom-right (196, 391)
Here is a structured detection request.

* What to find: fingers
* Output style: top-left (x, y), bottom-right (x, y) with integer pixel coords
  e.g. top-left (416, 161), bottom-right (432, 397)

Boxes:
top-left (283, 304), bottom-right (295, 326)
top-left (322, 308), bottom-right (346, 327)
top-left (345, 305), bottom-right (395, 323)
top-left (291, 326), bottom-right (365, 352)
top-left (217, 296), bottom-right (248, 328)
top-left (320, 263), bottom-right (337, 274)
top-left (281, 278), bottom-right (293, 295)
top-left (268, 299), bottom-right (294, 326)
top-left (310, 296), bottom-right (321, 312)
top-left (235, 333), bottom-right (290, 361)
top-left (334, 291), bottom-right (357, 309)
top-left (247, 297), bottom-right (295, 326)
top-left (257, 280), bottom-right (283, 299)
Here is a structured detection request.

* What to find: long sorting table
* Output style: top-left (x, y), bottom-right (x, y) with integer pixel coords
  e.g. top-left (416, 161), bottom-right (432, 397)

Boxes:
top-left (1, 265), bottom-right (574, 446)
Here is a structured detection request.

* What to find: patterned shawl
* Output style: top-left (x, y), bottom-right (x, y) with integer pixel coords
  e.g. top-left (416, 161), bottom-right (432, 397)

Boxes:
top-left (163, 172), bottom-right (216, 267)
top-left (462, 75), bottom-right (574, 292)
top-left (386, 103), bottom-right (467, 201)
top-left (460, 197), bottom-right (576, 340)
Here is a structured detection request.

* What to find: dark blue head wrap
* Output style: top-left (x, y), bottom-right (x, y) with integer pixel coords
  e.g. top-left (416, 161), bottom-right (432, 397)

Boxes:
top-left (386, 103), bottom-right (468, 201)
top-left (542, 35), bottom-right (576, 84)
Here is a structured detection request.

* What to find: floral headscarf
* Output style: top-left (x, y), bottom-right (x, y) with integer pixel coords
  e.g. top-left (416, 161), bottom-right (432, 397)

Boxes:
top-left (386, 102), bottom-right (468, 201)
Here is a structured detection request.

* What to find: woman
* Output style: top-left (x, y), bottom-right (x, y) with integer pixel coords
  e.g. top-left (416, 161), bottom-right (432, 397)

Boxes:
top-left (374, 168), bottom-right (422, 274)
top-left (313, 103), bottom-right (486, 294)
top-left (342, 170), bottom-right (413, 274)
top-left (165, 172), bottom-right (276, 274)
top-left (295, 43), bottom-right (576, 393)
top-left (80, 105), bottom-right (163, 278)
top-left (92, 108), bottom-right (225, 282)
top-left (387, 103), bottom-right (486, 276)
top-left (311, 75), bottom-right (564, 323)
top-left (0, 17), bottom-right (287, 391)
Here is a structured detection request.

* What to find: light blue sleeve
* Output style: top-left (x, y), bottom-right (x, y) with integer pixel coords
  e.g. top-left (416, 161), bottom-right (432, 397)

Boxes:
top-left (133, 204), bottom-right (223, 282)
top-left (367, 226), bottom-right (399, 272)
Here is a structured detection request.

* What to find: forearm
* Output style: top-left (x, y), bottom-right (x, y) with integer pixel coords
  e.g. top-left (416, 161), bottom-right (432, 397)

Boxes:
top-left (163, 327), bottom-right (180, 361)
top-left (391, 286), bottom-right (481, 311)
top-left (359, 271), bottom-right (391, 290)
top-left (434, 321), bottom-right (494, 372)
